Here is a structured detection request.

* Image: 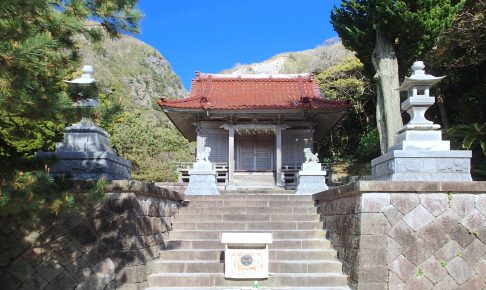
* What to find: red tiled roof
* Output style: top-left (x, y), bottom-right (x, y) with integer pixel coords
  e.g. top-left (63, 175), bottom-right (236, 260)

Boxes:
top-left (158, 73), bottom-right (348, 111)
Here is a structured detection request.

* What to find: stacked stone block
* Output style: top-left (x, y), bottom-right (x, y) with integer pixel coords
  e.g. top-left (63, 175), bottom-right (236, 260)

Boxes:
top-left (315, 181), bottom-right (486, 290)
top-left (0, 181), bottom-right (183, 290)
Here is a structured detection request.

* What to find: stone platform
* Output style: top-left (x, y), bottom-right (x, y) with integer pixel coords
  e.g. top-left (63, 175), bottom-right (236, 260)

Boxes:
top-left (36, 118), bottom-right (131, 180)
top-left (371, 150), bottom-right (472, 181)
top-left (37, 151), bottom-right (132, 180)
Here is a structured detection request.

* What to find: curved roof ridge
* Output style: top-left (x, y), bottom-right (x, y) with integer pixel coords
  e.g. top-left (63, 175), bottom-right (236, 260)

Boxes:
top-left (197, 72), bottom-right (312, 79)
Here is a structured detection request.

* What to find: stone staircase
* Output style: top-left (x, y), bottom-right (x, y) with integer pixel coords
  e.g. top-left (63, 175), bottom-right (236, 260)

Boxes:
top-left (146, 194), bottom-right (350, 290)
top-left (234, 172), bottom-right (277, 189)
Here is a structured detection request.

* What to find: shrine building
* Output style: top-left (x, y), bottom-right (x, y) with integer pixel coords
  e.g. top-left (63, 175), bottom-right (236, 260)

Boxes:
top-left (157, 73), bottom-right (348, 190)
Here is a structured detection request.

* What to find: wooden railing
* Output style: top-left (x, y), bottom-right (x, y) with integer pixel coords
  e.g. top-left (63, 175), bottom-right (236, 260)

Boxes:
top-left (177, 162), bottom-right (228, 184)
top-left (176, 162), bottom-right (332, 189)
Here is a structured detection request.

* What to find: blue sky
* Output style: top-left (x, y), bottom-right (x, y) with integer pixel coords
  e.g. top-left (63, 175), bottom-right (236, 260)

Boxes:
top-left (136, 0), bottom-right (341, 90)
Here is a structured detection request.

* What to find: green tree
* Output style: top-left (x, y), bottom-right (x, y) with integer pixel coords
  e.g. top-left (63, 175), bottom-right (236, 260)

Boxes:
top-left (110, 112), bottom-right (194, 182)
top-left (428, 0), bottom-right (486, 180)
top-left (0, 0), bottom-right (140, 159)
top-left (331, 0), bottom-right (464, 153)
top-left (428, 0), bottom-right (486, 127)
top-left (0, 0), bottom-right (140, 220)
top-left (316, 56), bottom-right (377, 160)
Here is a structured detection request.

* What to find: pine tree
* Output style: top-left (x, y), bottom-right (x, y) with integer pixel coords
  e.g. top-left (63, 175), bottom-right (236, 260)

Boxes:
top-left (331, 0), bottom-right (464, 153)
top-left (0, 0), bottom-right (141, 221)
top-left (0, 0), bottom-right (141, 158)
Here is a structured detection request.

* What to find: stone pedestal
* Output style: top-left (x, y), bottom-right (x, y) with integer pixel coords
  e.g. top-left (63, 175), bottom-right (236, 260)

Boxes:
top-left (36, 119), bottom-right (131, 180)
top-left (295, 162), bottom-right (329, 195)
top-left (184, 161), bottom-right (220, 195)
top-left (372, 150), bottom-right (472, 181)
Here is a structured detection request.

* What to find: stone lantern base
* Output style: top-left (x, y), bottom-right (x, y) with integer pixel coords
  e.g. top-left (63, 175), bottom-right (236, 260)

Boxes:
top-left (36, 119), bottom-right (132, 180)
top-left (37, 151), bottom-right (132, 180)
top-left (371, 150), bottom-right (472, 181)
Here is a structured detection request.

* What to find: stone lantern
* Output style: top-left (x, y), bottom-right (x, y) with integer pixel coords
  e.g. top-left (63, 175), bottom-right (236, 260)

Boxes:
top-left (36, 66), bottom-right (132, 180)
top-left (65, 65), bottom-right (100, 107)
top-left (392, 61), bottom-right (449, 151)
top-left (371, 61), bottom-right (472, 181)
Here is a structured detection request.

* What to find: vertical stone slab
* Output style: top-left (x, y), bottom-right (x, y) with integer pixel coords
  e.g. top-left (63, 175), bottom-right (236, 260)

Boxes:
top-left (275, 128), bottom-right (283, 187)
top-left (224, 125), bottom-right (236, 190)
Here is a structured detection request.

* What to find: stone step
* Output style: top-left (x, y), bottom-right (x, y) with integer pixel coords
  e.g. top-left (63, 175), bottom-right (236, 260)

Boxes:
top-left (145, 281), bottom-right (350, 290)
top-left (159, 249), bottom-right (337, 261)
top-left (173, 221), bottom-right (323, 231)
top-left (169, 230), bottom-right (326, 240)
top-left (152, 260), bottom-right (343, 274)
top-left (165, 239), bottom-right (331, 250)
top-left (178, 206), bottom-right (318, 215)
top-left (181, 200), bottom-right (315, 208)
top-left (147, 273), bottom-right (349, 288)
top-left (147, 287), bottom-right (350, 290)
top-left (185, 194), bottom-right (313, 201)
top-left (174, 214), bottom-right (320, 223)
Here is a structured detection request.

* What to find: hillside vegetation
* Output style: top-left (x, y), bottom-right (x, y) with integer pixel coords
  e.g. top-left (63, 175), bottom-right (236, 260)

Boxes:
top-left (221, 38), bottom-right (354, 75)
top-left (78, 34), bottom-right (194, 181)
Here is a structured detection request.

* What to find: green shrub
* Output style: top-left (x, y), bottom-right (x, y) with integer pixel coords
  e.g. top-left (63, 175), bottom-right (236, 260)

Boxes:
top-left (355, 128), bottom-right (381, 161)
top-left (110, 111), bottom-right (194, 182)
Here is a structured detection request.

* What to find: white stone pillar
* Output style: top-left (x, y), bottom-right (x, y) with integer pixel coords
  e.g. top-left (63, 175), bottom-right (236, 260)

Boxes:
top-left (227, 126), bottom-right (236, 190)
top-left (275, 128), bottom-right (283, 187)
top-left (196, 123), bottom-right (206, 156)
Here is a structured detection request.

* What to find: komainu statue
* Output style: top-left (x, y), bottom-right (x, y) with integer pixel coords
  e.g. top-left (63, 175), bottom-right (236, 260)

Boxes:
top-left (196, 146), bottom-right (211, 163)
top-left (303, 148), bottom-right (319, 163)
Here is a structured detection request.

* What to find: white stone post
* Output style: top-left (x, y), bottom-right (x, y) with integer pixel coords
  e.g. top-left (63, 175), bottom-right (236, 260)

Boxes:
top-left (227, 126), bottom-right (236, 190)
top-left (196, 126), bottom-right (206, 158)
top-left (275, 128), bottom-right (283, 187)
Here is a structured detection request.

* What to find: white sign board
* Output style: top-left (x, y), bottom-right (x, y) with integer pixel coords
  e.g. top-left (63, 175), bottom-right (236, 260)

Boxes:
top-left (221, 232), bottom-right (272, 279)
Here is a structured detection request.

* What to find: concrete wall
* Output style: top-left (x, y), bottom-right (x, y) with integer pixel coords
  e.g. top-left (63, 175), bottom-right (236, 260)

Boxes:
top-left (314, 181), bottom-right (486, 290)
top-left (0, 181), bottom-right (184, 290)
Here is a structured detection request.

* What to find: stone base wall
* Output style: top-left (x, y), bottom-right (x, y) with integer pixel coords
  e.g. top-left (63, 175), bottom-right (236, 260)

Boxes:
top-left (318, 194), bottom-right (361, 288)
top-left (0, 181), bottom-right (183, 290)
top-left (155, 182), bottom-right (187, 194)
top-left (315, 181), bottom-right (486, 290)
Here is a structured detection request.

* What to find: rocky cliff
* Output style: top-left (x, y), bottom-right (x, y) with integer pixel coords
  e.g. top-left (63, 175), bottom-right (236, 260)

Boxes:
top-left (79, 34), bottom-right (186, 110)
top-left (221, 38), bottom-right (353, 75)
top-left (76, 34), bottom-right (194, 182)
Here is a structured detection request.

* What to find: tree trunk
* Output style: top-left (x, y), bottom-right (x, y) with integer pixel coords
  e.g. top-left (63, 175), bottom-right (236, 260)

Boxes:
top-left (436, 90), bottom-right (449, 129)
top-left (372, 29), bottom-right (403, 153)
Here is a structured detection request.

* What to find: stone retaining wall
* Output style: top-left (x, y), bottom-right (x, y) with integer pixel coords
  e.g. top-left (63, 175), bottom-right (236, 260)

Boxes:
top-left (314, 181), bottom-right (486, 290)
top-left (0, 180), bottom-right (184, 290)
top-left (154, 182), bottom-right (187, 194)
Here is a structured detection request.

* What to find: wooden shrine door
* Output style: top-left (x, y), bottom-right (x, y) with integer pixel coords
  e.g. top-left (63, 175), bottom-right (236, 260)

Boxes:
top-left (236, 134), bottom-right (274, 171)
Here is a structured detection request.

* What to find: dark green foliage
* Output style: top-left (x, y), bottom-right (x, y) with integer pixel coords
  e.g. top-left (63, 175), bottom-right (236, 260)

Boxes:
top-left (355, 128), bottom-right (381, 161)
top-left (427, 0), bottom-right (486, 180)
top-left (331, 0), bottom-right (465, 152)
top-left (0, 0), bottom-right (140, 218)
top-left (427, 0), bottom-right (486, 126)
top-left (316, 56), bottom-right (377, 161)
top-left (0, 0), bottom-right (140, 158)
top-left (331, 0), bottom-right (464, 78)
top-left (110, 111), bottom-right (194, 182)
top-left (0, 169), bottom-right (107, 223)
top-left (447, 123), bottom-right (486, 179)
